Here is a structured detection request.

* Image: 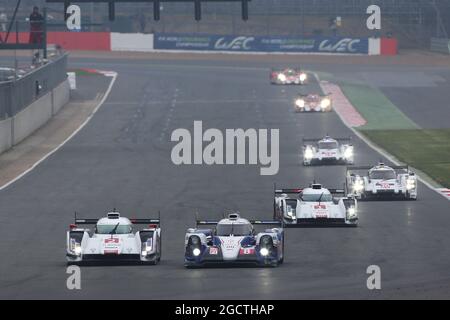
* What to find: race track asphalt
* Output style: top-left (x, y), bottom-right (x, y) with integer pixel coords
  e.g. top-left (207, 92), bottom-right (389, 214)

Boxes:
top-left (0, 56), bottom-right (449, 299)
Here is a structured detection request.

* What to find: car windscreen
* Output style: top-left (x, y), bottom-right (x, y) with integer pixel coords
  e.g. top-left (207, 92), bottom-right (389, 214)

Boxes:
top-left (301, 193), bottom-right (333, 202)
top-left (96, 224), bottom-right (132, 234)
top-left (369, 170), bottom-right (396, 180)
top-left (318, 141), bottom-right (338, 149)
top-left (216, 223), bottom-right (253, 236)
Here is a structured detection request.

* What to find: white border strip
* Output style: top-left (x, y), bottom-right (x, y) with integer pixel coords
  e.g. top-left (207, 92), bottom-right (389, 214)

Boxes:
top-left (0, 71), bottom-right (118, 192)
top-left (316, 73), bottom-right (449, 200)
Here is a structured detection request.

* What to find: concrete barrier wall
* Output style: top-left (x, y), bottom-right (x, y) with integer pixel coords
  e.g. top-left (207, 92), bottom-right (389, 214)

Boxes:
top-left (13, 91), bottom-right (53, 145)
top-left (431, 38), bottom-right (450, 54)
top-left (111, 33), bottom-right (154, 52)
top-left (53, 80), bottom-right (71, 114)
top-left (0, 78), bottom-right (70, 154)
top-left (0, 118), bottom-right (12, 154)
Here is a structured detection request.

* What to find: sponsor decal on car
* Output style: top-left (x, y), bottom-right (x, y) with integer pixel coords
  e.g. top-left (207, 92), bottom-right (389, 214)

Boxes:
top-left (239, 248), bottom-right (255, 255)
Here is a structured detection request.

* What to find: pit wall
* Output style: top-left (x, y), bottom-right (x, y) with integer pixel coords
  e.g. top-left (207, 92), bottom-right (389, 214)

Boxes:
top-left (0, 32), bottom-right (396, 55)
top-left (0, 79), bottom-right (70, 154)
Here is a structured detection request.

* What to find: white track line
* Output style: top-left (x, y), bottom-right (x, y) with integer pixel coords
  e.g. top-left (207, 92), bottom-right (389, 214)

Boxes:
top-left (316, 73), bottom-right (449, 201)
top-left (0, 71), bottom-right (118, 192)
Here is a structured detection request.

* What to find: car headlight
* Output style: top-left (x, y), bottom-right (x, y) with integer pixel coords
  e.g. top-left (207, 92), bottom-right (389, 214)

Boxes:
top-left (353, 180), bottom-right (364, 192)
top-left (278, 74), bottom-right (286, 82)
top-left (407, 179), bottom-right (416, 190)
top-left (73, 243), bottom-right (82, 256)
top-left (321, 98), bottom-right (331, 109)
top-left (295, 99), bottom-right (305, 108)
top-left (299, 73), bottom-right (307, 82)
top-left (193, 248), bottom-right (201, 256)
top-left (304, 147), bottom-right (314, 159)
top-left (141, 241), bottom-right (152, 256)
top-left (347, 207), bottom-right (357, 218)
top-left (344, 147), bottom-right (353, 159)
top-left (260, 247), bottom-right (269, 256)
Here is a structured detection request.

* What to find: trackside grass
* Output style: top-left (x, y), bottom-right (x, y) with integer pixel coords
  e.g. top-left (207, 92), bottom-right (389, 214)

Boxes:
top-left (361, 129), bottom-right (450, 188)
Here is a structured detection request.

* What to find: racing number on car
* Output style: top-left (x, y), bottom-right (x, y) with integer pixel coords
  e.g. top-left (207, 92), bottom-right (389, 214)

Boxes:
top-left (240, 248), bottom-right (255, 255)
top-left (209, 247), bottom-right (218, 255)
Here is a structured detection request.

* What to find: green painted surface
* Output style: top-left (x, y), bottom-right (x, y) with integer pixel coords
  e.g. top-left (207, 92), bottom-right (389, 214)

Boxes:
top-left (339, 83), bottom-right (418, 130)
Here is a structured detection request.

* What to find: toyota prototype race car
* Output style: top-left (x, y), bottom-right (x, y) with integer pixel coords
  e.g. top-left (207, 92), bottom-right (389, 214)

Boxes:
top-left (274, 183), bottom-right (358, 227)
top-left (66, 210), bottom-right (162, 265)
top-left (294, 92), bottom-right (332, 112)
top-left (302, 136), bottom-right (354, 165)
top-left (184, 213), bottom-right (284, 267)
top-left (346, 163), bottom-right (418, 200)
top-left (270, 68), bottom-right (307, 85)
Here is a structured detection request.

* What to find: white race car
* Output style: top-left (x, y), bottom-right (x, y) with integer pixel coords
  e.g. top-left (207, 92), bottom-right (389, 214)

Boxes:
top-left (294, 93), bottom-right (332, 112)
top-left (184, 213), bottom-right (284, 267)
top-left (303, 136), bottom-right (354, 165)
top-left (347, 163), bottom-right (418, 200)
top-left (66, 211), bottom-right (162, 265)
top-left (274, 184), bottom-right (358, 227)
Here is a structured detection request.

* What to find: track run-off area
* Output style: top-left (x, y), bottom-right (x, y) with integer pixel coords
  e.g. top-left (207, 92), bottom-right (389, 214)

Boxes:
top-left (0, 52), bottom-right (449, 299)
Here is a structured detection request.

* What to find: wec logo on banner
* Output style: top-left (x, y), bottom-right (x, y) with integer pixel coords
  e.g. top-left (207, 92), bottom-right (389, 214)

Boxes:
top-left (319, 38), bottom-right (362, 53)
top-left (215, 36), bottom-right (255, 50)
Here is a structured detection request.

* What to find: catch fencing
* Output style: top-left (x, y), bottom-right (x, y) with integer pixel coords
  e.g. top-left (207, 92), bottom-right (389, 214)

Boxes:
top-left (0, 53), bottom-right (68, 119)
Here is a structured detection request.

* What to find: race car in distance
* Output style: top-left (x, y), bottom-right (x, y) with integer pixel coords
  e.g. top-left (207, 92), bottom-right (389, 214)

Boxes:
top-left (274, 184), bottom-right (358, 227)
top-left (66, 211), bottom-right (162, 265)
top-left (294, 92), bottom-right (332, 112)
top-left (270, 68), bottom-right (307, 85)
top-left (303, 136), bottom-right (354, 165)
top-left (346, 163), bottom-right (418, 200)
top-left (184, 213), bottom-right (284, 267)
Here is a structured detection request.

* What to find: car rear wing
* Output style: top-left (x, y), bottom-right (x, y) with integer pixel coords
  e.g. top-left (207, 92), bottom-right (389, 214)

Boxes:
top-left (275, 186), bottom-right (345, 195)
top-left (196, 217), bottom-right (282, 227)
top-left (347, 165), bottom-right (409, 173)
top-left (249, 220), bottom-right (283, 227)
top-left (74, 212), bottom-right (161, 226)
top-left (196, 220), bottom-right (220, 226)
top-left (275, 188), bottom-right (303, 195)
top-left (302, 137), bottom-right (351, 143)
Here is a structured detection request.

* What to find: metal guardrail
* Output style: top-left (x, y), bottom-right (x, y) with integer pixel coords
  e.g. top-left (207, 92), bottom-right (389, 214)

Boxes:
top-left (0, 53), bottom-right (67, 120)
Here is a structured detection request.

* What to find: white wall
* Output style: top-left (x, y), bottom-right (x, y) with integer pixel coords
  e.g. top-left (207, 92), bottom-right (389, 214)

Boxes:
top-left (111, 33), bottom-right (154, 52)
top-left (369, 38), bottom-right (381, 55)
top-left (0, 117), bottom-right (12, 154)
top-left (13, 91), bottom-right (53, 145)
top-left (52, 79), bottom-right (71, 114)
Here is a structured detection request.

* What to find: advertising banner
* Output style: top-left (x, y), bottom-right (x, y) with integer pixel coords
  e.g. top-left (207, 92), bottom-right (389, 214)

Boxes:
top-left (154, 33), bottom-right (369, 54)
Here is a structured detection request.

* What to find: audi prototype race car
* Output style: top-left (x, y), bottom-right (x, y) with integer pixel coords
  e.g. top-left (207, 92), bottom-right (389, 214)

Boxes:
top-left (294, 92), bottom-right (332, 112)
top-left (303, 136), bottom-right (354, 165)
top-left (274, 184), bottom-right (358, 227)
top-left (184, 213), bottom-right (284, 267)
top-left (66, 211), bottom-right (162, 265)
top-left (347, 163), bottom-right (418, 200)
top-left (270, 68), bottom-right (307, 85)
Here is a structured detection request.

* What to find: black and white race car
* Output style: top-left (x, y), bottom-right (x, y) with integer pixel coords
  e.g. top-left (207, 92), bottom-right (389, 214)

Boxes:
top-left (302, 136), bottom-right (354, 165)
top-left (184, 213), bottom-right (284, 267)
top-left (274, 184), bottom-right (358, 227)
top-left (347, 163), bottom-right (418, 200)
top-left (66, 210), bottom-right (162, 265)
